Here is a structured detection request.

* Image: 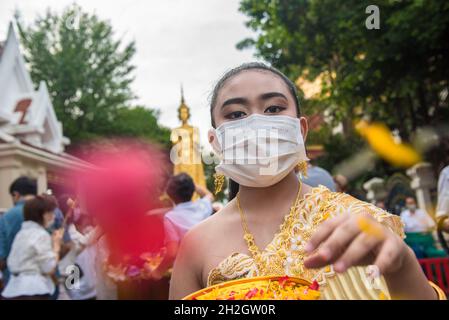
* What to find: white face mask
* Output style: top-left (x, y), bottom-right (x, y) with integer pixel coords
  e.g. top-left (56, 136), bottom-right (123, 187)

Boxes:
top-left (209, 114), bottom-right (308, 187)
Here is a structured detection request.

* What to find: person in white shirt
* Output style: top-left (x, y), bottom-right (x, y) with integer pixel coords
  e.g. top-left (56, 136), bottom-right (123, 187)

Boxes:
top-left (401, 197), bottom-right (435, 233)
top-left (401, 196), bottom-right (446, 258)
top-left (56, 196), bottom-right (100, 300)
top-left (60, 224), bottom-right (99, 300)
top-left (164, 173), bottom-right (214, 244)
top-left (1, 196), bottom-right (63, 300)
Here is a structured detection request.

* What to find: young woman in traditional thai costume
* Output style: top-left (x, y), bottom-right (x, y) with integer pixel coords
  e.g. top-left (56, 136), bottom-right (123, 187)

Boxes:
top-left (169, 63), bottom-right (444, 300)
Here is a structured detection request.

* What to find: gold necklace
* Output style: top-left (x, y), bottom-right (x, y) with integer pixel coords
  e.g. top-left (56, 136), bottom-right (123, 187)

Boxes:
top-left (236, 181), bottom-right (303, 275)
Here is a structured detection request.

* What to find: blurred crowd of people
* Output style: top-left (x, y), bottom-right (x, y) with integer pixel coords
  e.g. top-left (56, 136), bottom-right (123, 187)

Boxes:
top-left (0, 177), bottom-right (100, 299)
top-left (0, 172), bottom-right (217, 300)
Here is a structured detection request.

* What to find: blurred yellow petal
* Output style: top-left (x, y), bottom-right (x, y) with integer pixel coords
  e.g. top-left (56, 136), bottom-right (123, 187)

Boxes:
top-left (355, 121), bottom-right (421, 168)
top-left (356, 215), bottom-right (385, 240)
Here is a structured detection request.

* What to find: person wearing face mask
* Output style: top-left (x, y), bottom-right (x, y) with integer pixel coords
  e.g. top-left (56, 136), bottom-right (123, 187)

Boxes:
top-left (169, 62), bottom-right (445, 300)
top-left (401, 197), bottom-right (446, 259)
top-left (401, 197), bottom-right (435, 234)
top-left (1, 196), bottom-right (63, 299)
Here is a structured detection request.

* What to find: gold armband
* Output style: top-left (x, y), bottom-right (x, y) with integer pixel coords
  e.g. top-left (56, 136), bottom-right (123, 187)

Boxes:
top-left (429, 281), bottom-right (447, 300)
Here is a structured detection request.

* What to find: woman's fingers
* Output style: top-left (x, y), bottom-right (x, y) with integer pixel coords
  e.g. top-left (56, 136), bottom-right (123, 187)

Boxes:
top-left (304, 217), bottom-right (361, 269)
top-left (333, 233), bottom-right (380, 273)
top-left (304, 214), bottom-right (348, 253)
top-left (373, 235), bottom-right (402, 275)
top-left (304, 213), bottom-right (390, 272)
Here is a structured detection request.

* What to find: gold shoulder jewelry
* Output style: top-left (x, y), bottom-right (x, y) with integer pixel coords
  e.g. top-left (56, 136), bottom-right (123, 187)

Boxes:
top-left (236, 181), bottom-right (303, 275)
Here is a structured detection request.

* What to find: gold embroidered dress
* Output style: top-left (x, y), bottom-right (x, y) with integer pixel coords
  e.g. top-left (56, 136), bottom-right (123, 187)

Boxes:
top-left (207, 186), bottom-right (405, 300)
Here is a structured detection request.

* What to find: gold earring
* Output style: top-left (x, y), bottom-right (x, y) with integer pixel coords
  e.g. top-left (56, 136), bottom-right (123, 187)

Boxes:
top-left (296, 161), bottom-right (308, 178)
top-left (214, 173), bottom-right (225, 195)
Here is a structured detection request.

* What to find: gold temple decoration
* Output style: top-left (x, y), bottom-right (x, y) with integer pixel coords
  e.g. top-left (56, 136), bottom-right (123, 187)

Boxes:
top-left (170, 86), bottom-right (207, 198)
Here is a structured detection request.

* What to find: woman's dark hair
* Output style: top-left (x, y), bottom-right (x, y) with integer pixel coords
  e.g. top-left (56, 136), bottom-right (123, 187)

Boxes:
top-left (210, 62), bottom-right (301, 128)
top-left (24, 195), bottom-right (57, 225)
top-left (209, 62), bottom-right (301, 201)
top-left (166, 173), bottom-right (195, 204)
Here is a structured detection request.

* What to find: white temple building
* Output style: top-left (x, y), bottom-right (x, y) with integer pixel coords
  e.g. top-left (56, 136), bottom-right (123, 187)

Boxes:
top-left (0, 22), bottom-right (89, 210)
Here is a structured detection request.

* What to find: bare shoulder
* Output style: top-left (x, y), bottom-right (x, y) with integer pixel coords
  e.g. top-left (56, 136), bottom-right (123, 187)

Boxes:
top-left (178, 200), bottom-right (239, 265)
top-left (182, 199), bottom-right (238, 249)
top-left (170, 205), bottom-right (237, 299)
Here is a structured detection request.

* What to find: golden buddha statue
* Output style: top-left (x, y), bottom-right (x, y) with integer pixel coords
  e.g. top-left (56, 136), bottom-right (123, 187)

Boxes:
top-left (170, 87), bottom-right (207, 198)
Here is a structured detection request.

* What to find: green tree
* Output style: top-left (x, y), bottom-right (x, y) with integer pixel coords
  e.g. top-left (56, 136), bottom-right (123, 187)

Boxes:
top-left (15, 5), bottom-right (168, 147)
top-left (238, 0), bottom-right (449, 174)
top-left (104, 106), bottom-right (171, 149)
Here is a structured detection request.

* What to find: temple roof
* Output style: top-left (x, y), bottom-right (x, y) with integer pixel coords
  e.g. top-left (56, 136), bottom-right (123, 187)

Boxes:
top-left (0, 22), bottom-right (69, 154)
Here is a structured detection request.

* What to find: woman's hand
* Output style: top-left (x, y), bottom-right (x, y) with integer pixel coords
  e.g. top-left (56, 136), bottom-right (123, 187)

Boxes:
top-left (304, 213), bottom-right (408, 275)
top-left (303, 213), bottom-right (438, 299)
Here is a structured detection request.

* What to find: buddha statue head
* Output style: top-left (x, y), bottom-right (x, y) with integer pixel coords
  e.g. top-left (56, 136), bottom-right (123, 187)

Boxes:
top-left (178, 86), bottom-right (191, 126)
top-left (179, 104), bottom-right (190, 125)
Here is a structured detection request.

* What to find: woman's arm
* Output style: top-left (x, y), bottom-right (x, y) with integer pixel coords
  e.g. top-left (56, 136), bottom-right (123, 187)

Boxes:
top-left (169, 231), bottom-right (203, 300)
top-left (36, 230), bottom-right (63, 275)
top-left (383, 245), bottom-right (436, 299)
top-left (195, 184), bottom-right (214, 202)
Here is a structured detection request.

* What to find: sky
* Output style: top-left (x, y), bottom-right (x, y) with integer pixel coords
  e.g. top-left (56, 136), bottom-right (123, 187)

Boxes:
top-left (0, 0), bottom-right (258, 146)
